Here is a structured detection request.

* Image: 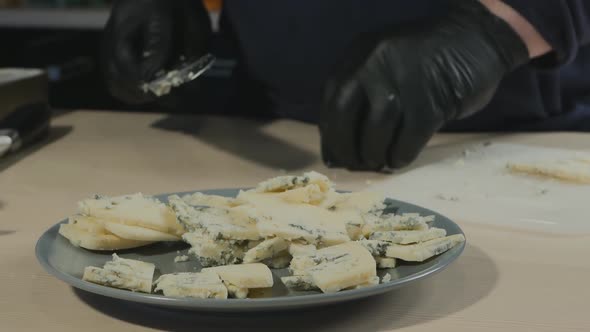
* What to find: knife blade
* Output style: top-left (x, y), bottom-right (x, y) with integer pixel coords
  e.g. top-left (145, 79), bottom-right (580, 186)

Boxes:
top-left (141, 53), bottom-right (216, 97)
top-left (0, 129), bottom-right (20, 158)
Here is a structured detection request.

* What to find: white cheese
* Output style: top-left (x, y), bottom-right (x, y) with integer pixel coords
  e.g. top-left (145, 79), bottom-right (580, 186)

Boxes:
top-left (169, 196), bottom-right (260, 241)
top-left (154, 272), bottom-right (228, 299)
top-left (82, 254), bottom-right (155, 293)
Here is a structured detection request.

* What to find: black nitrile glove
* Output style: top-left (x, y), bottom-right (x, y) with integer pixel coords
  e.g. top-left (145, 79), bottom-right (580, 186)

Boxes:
top-left (101, 0), bottom-right (212, 105)
top-left (320, 0), bottom-right (529, 171)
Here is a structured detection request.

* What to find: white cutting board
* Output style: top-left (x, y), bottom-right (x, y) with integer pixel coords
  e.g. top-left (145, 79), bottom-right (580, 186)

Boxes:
top-left (367, 143), bottom-right (590, 235)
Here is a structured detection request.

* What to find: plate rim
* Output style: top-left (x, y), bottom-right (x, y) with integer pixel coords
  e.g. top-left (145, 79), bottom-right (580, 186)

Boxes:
top-left (35, 189), bottom-right (466, 311)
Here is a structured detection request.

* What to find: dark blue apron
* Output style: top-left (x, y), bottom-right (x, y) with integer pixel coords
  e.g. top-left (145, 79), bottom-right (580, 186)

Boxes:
top-left (223, 0), bottom-right (590, 131)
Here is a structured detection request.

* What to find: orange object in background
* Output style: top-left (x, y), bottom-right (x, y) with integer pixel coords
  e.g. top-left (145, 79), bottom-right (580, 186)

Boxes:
top-left (203, 0), bottom-right (222, 12)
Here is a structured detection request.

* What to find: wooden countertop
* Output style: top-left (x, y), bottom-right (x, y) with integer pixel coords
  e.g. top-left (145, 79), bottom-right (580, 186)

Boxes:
top-left (1, 110), bottom-right (588, 332)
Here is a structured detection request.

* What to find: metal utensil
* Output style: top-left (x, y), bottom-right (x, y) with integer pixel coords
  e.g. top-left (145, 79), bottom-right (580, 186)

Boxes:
top-left (0, 129), bottom-right (20, 158)
top-left (141, 53), bottom-right (216, 97)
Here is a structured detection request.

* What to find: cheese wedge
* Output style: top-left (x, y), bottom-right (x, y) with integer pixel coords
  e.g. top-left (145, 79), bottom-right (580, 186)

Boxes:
top-left (289, 242), bottom-right (376, 293)
top-left (154, 272), bottom-right (228, 299)
top-left (362, 213), bottom-right (431, 236)
top-left (385, 234), bottom-right (465, 262)
top-left (59, 223), bottom-right (153, 251)
top-left (243, 237), bottom-right (289, 263)
top-left (169, 196), bottom-right (260, 241)
top-left (82, 254), bottom-right (155, 293)
top-left (78, 193), bottom-right (183, 236)
top-left (202, 263), bottom-right (274, 289)
top-left (103, 222), bottom-right (181, 242)
top-left (370, 228), bottom-right (447, 244)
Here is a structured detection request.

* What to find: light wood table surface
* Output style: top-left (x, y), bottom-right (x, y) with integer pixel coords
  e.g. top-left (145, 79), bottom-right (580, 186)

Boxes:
top-left (1, 110), bottom-right (589, 332)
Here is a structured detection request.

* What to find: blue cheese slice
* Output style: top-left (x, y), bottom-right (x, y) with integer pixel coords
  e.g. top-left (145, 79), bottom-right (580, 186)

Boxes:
top-left (289, 242), bottom-right (377, 293)
top-left (182, 231), bottom-right (248, 267)
top-left (169, 196), bottom-right (260, 241)
top-left (202, 263), bottom-right (274, 289)
top-left (237, 191), bottom-right (350, 246)
top-left (281, 275), bottom-right (317, 291)
top-left (154, 272), bottom-right (228, 299)
top-left (369, 228), bottom-right (447, 244)
top-left (243, 237), bottom-right (290, 263)
top-left (82, 254), bottom-right (155, 293)
top-left (385, 234), bottom-right (466, 262)
top-left (357, 239), bottom-right (390, 257)
top-left (78, 193), bottom-right (183, 236)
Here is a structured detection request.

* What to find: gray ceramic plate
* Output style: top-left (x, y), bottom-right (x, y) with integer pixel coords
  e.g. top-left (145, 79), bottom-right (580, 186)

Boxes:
top-left (35, 189), bottom-right (466, 312)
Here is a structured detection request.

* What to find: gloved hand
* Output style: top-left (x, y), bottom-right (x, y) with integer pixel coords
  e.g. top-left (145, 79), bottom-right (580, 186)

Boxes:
top-left (101, 0), bottom-right (212, 105)
top-left (320, 0), bottom-right (529, 171)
